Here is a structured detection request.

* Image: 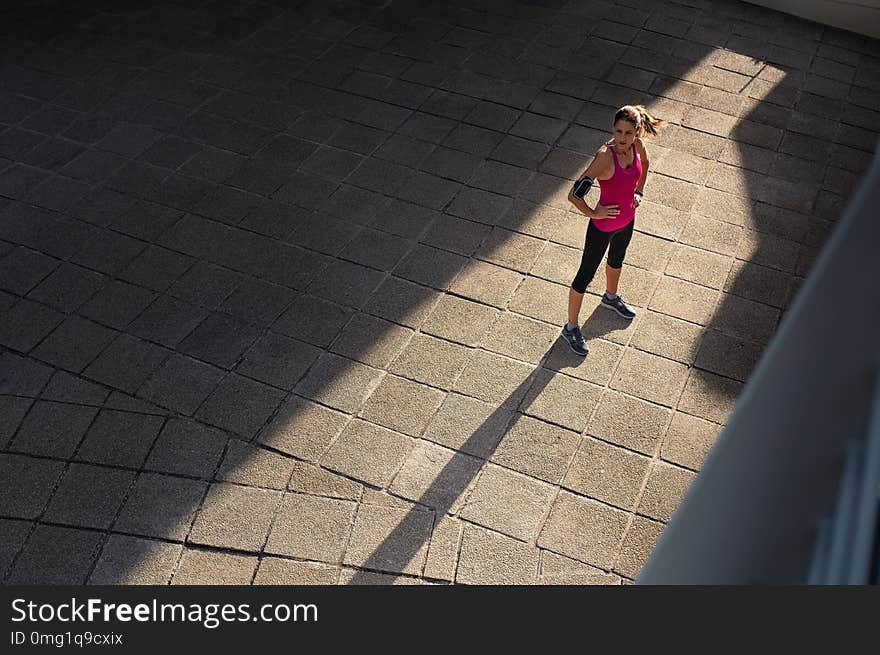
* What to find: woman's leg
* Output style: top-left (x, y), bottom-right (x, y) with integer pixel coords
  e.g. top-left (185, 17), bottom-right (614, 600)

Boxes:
top-left (568, 221), bottom-right (612, 326)
top-left (567, 287), bottom-right (585, 327)
top-left (605, 263), bottom-right (622, 295)
top-left (605, 221), bottom-right (635, 295)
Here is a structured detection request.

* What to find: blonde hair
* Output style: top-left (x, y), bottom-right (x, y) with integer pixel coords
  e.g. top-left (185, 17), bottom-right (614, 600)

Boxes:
top-left (614, 104), bottom-right (667, 137)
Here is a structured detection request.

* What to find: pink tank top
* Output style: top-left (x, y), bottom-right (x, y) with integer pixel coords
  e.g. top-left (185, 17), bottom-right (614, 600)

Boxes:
top-left (594, 141), bottom-right (642, 232)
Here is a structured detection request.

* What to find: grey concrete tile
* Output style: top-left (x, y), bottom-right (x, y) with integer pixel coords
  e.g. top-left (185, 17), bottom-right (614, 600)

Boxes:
top-left (638, 461), bottom-right (696, 522)
top-left (544, 336), bottom-right (624, 386)
top-left (587, 389), bottom-right (670, 456)
top-left (330, 312), bottom-right (414, 368)
top-left (477, 227), bottom-right (545, 274)
top-left (79, 279), bottom-right (157, 330)
top-left (11, 400), bottom-right (98, 459)
top-left (453, 349), bottom-right (534, 407)
top-left (344, 502), bottom-right (434, 576)
top-left (374, 133), bottom-right (435, 167)
top-left (0, 396), bottom-right (33, 448)
top-left (395, 243), bottom-right (467, 290)
top-left (32, 316), bottom-right (118, 373)
top-left (288, 461), bottom-right (363, 501)
top-left (363, 276), bottom-right (441, 329)
top-left (321, 418), bottom-right (413, 487)
top-left (8, 524), bottom-right (102, 584)
top-left (481, 311), bottom-right (558, 364)
top-left (237, 332), bottom-right (320, 391)
top-left (443, 123), bottom-right (504, 157)
top-left (679, 213), bottom-right (742, 257)
top-left (138, 354), bottom-right (225, 415)
top-left (168, 261), bottom-right (244, 309)
top-left (530, 241), bottom-right (583, 286)
top-left (173, 548), bottom-right (257, 585)
top-left (296, 352), bottom-right (384, 414)
top-left (145, 417), bottom-right (228, 479)
top-left (468, 160), bottom-right (533, 197)
top-left (177, 313), bottom-right (261, 369)
top-left (456, 523), bottom-right (539, 584)
top-left (541, 551), bottom-right (621, 585)
top-left (307, 258), bottom-right (384, 308)
top-left (0, 352), bottom-right (53, 396)
top-left (0, 453), bottom-right (65, 519)
top-left (259, 395), bottom-right (350, 462)
top-left (360, 375), bottom-right (446, 438)
top-left (678, 368), bottom-right (742, 424)
top-left (491, 413), bottom-right (580, 484)
top-left (615, 515), bottom-right (665, 579)
top-left (190, 482), bottom-right (282, 552)
top-left (610, 348), bottom-right (689, 407)
top-left (89, 535), bottom-right (182, 585)
top-left (512, 112), bottom-right (568, 144)
top-left (446, 185), bottom-right (513, 225)
top-left (0, 298), bottom-right (64, 352)
top-left (662, 411), bottom-right (722, 471)
top-left (128, 294), bottom-right (209, 348)
top-left (371, 199), bottom-right (438, 239)
top-left (631, 310), bottom-right (703, 364)
top-left (266, 492), bottom-right (357, 563)
top-left (196, 373), bottom-right (286, 438)
top-left (217, 440), bottom-right (295, 490)
top-left (460, 463), bottom-right (555, 541)
top-left (421, 293), bottom-right (497, 347)
top-left (635, 199), bottom-right (688, 241)
top-left (521, 368), bottom-right (603, 433)
top-left (537, 490), bottom-right (628, 569)
top-left (564, 437), bottom-right (651, 510)
top-left (339, 228), bottom-right (413, 272)
top-left (119, 246), bottom-right (195, 291)
top-left (274, 293), bottom-right (352, 347)
top-left (26, 262), bottom-right (106, 313)
top-left (695, 328), bottom-right (764, 382)
top-left (422, 391), bottom-right (513, 458)
top-left (44, 463), bottom-right (136, 529)
top-left (219, 278), bottom-right (297, 325)
top-left (649, 276), bottom-right (720, 325)
top-left (0, 246), bottom-right (58, 296)
top-left (76, 409), bottom-right (164, 468)
top-left (509, 276), bottom-right (568, 324)
top-left (83, 333), bottom-right (170, 393)
top-left (420, 214), bottom-right (491, 256)
top-left (114, 472), bottom-right (208, 541)
top-left (254, 558), bottom-right (338, 585)
top-left (0, 519), bottom-right (33, 579)
top-left (424, 517), bottom-right (463, 581)
top-left (390, 440), bottom-right (482, 512)
top-left (390, 333), bottom-right (472, 390)
top-left (449, 260), bottom-right (522, 308)
top-left (709, 293), bottom-right (780, 345)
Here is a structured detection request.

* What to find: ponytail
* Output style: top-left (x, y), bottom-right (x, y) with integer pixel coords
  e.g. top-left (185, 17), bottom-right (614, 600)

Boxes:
top-left (614, 104), bottom-right (667, 138)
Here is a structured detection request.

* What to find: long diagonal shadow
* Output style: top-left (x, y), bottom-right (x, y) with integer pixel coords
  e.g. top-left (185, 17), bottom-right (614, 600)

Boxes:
top-left (347, 306), bottom-right (613, 584)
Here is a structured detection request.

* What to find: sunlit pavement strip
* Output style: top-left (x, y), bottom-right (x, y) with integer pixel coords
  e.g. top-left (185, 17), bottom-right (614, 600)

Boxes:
top-left (0, 0), bottom-right (877, 585)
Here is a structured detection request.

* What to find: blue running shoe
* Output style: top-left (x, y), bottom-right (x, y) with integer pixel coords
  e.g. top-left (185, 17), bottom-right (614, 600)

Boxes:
top-left (561, 323), bottom-right (588, 356)
top-left (601, 292), bottom-right (636, 320)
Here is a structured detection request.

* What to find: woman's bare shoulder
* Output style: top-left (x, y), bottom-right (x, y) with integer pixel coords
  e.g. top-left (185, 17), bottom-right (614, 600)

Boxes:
top-left (633, 137), bottom-right (649, 158)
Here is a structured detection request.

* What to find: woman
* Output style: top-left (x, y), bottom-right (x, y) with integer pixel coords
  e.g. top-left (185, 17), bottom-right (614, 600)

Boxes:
top-left (561, 104), bottom-right (666, 356)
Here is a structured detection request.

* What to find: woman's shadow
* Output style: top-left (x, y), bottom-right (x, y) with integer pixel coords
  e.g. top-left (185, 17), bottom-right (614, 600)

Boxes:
top-left (346, 302), bottom-right (624, 583)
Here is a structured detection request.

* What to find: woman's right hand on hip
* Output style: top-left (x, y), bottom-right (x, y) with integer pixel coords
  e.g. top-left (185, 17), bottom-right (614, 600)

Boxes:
top-left (593, 203), bottom-right (619, 219)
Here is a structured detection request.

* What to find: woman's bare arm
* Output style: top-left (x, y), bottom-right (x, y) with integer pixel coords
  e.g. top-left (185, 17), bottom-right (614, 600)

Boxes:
top-left (568, 146), bottom-right (617, 219)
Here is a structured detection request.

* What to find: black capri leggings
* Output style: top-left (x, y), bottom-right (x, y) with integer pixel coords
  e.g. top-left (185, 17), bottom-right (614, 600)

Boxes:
top-left (571, 219), bottom-right (634, 294)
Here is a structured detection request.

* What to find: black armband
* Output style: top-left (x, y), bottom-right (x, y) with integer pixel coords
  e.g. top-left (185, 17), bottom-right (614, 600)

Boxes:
top-left (571, 176), bottom-right (593, 200)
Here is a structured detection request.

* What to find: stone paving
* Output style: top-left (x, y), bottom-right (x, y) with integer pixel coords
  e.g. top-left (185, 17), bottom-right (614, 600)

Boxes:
top-left (1, 0), bottom-right (877, 585)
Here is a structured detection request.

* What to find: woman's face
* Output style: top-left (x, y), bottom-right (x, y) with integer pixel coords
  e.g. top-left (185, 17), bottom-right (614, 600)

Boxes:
top-left (612, 119), bottom-right (638, 151)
